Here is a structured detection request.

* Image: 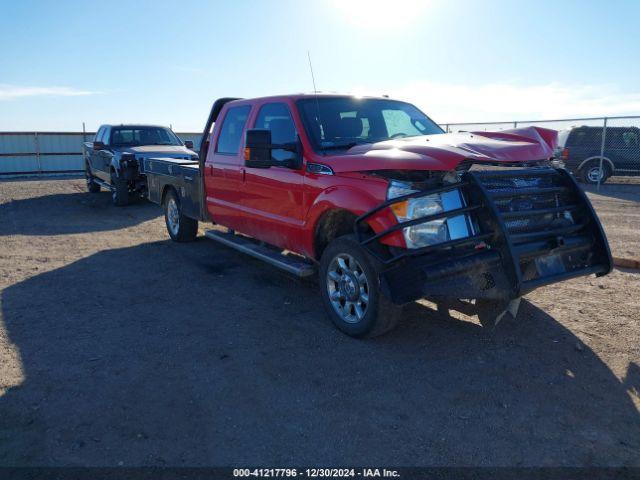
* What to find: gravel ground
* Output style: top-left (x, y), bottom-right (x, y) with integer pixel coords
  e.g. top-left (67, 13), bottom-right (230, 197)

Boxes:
top-left (0, 177), bottom-right (638, 467)
top-left (583, 181), bottom-right (640, 261)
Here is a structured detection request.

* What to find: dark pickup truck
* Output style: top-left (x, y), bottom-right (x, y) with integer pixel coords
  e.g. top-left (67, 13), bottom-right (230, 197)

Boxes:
top-left (83, 124), bottom-right (197, 205)
top-left (143, 94), bottom-right (612, 338)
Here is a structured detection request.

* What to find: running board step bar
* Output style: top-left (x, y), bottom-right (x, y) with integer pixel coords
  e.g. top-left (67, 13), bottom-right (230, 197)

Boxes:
top-left (92, 178), bottom-right (114, 191)
top-left (204, 230), bottom-right (316, 278)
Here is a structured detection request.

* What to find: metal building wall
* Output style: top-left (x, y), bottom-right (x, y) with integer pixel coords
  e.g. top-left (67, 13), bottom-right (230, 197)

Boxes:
top-left (0, 132), bottom-right (202, 176)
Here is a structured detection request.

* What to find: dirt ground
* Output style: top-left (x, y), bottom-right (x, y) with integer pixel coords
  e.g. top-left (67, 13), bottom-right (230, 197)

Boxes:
top-left (583, 180), bottom-right (640, 261)
top-left (0, 177), bottom-right (638, 467)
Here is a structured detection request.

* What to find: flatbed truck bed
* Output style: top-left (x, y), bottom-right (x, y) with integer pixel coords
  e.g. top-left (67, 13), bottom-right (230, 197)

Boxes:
top-left (144, 157), bottom-right (203, 221)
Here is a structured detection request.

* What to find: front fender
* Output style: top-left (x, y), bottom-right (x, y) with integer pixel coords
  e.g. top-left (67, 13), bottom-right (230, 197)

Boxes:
top-left (304, 184), bottom-right (405, 257)
top-left (112, 154), bottom-right (140, 181)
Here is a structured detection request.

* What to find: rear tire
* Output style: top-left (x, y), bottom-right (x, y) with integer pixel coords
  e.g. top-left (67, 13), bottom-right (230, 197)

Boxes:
top-left (579, 160), bottom-right (611, 184)
top-left (111, 172), bottom-right (130, 206)
top-left (319, 234), bottom-right (402, 338)
top-left (164, 189), bottom-right (198, 242)
top-left (85, 164), bottom-right (100, 193)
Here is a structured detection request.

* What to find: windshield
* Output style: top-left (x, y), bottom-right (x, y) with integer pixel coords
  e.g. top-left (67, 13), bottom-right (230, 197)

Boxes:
top-left (297, 97), bottom-right (443, 152)
top-left (110, 127), bottom-right (182, 147)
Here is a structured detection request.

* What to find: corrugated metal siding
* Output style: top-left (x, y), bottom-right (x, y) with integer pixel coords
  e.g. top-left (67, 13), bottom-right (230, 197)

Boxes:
top-left (0, 132), bottom-right (202, 175)
top-left (175, 133), bottom-right (202, 151)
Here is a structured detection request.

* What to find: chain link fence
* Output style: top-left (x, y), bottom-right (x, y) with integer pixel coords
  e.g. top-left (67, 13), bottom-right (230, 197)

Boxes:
top-left (443, 116), bottom-right (640, 189)
top-left (3, 117), bottom-right (640, 190)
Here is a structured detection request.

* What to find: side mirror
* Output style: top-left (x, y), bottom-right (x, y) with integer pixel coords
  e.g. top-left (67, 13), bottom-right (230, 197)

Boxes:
top-left (184, 140), bottom-right (194, 149)
top-left (244, 129), bottom-right (303, 169)
top-left (244, 129), bottom-right (273, 168)
top-left (93, 141), bottom-right (105, 150)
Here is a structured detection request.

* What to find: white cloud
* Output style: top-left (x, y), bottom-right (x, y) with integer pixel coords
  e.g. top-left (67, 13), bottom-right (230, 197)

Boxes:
top-left (386, 81), bottom-right (640, 123)
top-left (0, 84), bottom-right (97, 101)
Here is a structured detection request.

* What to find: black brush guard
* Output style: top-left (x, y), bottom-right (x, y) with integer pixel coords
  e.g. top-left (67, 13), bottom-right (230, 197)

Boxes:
top-left (355, 168), bottom-right (613, 305)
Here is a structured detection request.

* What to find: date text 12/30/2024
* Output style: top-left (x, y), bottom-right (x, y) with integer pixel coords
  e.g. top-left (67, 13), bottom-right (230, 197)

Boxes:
top-left (233, 468), bottom-right (400, 478)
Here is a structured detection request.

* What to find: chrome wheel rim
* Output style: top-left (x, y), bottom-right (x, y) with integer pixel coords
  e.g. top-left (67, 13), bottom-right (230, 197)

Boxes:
top-left (587, 166), bottom-right (603, 182)
top-left (167, 198), bottom-right (180, 235)
top-left (326, 253), bottom-right (369, 324)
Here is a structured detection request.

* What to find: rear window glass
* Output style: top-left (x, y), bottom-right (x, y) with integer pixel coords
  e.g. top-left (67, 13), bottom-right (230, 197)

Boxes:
top-left (568, 128), bottom-right (601, 146)
top-left (623, 130), bottom-right (639, 147)
top-left (216, 106), bottom-right (251, 154)
top-left (110, 127), bottom-right (181, 146)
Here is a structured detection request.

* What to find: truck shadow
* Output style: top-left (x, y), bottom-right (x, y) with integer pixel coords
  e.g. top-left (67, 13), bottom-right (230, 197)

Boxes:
top-left (1, 241), bottom-right (638, 466)
top-left (0, 191), bottom-right (160, 236)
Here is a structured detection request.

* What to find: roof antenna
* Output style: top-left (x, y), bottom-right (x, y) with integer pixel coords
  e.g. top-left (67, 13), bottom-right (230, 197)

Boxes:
top-left (307, 51), bottom-right (323, 143)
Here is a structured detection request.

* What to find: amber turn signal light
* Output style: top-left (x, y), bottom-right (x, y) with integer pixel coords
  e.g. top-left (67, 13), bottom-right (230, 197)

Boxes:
top-left (390, 201), bottom-right (408, 218)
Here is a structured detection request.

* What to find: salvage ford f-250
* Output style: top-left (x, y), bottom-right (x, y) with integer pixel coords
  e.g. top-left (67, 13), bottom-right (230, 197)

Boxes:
top-left (144, 94), bottom-right (612, 337)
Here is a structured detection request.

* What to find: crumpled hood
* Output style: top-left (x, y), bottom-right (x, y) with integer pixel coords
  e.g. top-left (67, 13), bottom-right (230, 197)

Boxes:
top-left (118, 145), bottom-right (196, 157)
top-left (320, 126), bottom-right (557, 173)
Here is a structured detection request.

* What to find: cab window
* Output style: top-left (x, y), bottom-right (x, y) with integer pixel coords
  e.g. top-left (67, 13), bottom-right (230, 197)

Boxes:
top-left (254, 103), bottom-right (297, 162)
top-left (216, 105), bottom-right (251, 154)
top-left (101, 127), bottom-right (111, 145)
top-left (95, 127), bottom-right (104, 143)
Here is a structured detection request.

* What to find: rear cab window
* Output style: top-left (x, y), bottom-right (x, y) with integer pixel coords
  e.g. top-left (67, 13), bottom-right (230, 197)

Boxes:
top-left (567, 128), bottom-right (601, 147)
top-left (622, 129), bottom-right (639, 147)
top-left (216, 105), bottom-right (252, 154)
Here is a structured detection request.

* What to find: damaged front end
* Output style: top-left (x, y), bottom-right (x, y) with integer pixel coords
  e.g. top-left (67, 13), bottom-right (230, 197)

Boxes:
top-left (356, 167), bottom-right (613, 306)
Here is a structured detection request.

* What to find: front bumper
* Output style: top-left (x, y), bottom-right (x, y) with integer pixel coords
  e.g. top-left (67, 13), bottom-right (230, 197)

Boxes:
top-left (355, 168), bottom-right (612, 305)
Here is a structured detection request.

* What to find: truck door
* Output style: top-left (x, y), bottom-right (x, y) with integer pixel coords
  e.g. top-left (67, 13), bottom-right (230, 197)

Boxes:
top-left (88, 126), bottom-right (104, 175)
top-left (90, 126), bottom-right (111, 182)
top-left (240, 102), bottom-right (305, 251)
top-left (97, 126), bottom-right (112, 180)
top-left (204, 104), bottom-right (252, 231)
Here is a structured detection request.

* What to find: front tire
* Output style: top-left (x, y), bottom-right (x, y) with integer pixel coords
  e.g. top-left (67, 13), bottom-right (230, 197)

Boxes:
top-left (164, 189), bottom-right (198, 242)
top-left (111, 172), bottom-right (130, 206)
top-left (579, 160), bottom-right (611, 184)
top-left (319, 235), bottom-right (402, 338)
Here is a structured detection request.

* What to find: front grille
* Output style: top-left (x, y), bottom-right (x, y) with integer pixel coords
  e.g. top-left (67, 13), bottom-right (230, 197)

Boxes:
top-left (478, 171), bottom-right (579, 241)
top-left (470, 168), bottom-right (611, 293)
top-left (357, 167), bottom-right (612, 301)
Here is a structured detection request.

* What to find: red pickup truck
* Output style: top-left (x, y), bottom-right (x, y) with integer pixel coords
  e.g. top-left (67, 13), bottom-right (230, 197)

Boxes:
top-left (144, 94), bottom-right (612, 337)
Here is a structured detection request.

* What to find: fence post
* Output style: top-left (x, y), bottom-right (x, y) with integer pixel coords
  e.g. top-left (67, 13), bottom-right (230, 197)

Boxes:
top-left (34, 132), bottom-right (42, 174)
top-left (514, 121), bottom-right (518, 128)
top-left (597, 117), bottom-right (607, 192)
top-left (444, 124), bottom-right (449, 133)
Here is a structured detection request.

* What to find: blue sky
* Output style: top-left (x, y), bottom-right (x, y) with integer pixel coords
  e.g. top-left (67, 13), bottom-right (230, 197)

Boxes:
top-left (1, 0), bottom-right (639, 131)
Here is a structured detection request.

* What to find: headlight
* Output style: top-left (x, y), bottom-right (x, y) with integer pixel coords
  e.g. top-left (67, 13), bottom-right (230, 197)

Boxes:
top-left (387, 180), bottom-right (474, 249)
